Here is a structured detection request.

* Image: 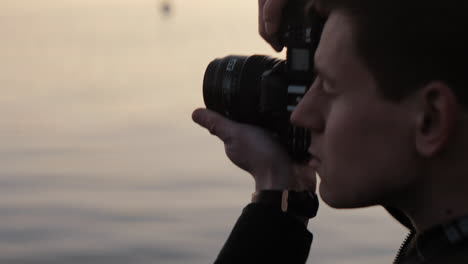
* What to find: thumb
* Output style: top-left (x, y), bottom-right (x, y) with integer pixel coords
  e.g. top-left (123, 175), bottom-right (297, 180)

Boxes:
top-left (192, 108), bottom-right (237, 143)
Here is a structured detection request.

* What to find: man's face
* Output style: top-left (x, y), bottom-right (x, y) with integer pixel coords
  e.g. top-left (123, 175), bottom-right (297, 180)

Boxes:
top-left (291, 11), bottom-right (418, 208)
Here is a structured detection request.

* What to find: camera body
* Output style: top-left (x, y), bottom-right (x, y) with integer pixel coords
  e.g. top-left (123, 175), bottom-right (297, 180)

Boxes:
top-left (203, 2), bottom-right (324, 161)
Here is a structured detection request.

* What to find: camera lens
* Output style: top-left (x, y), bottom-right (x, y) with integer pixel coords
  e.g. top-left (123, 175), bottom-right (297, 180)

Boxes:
top-left (203, 55), bottom-right (281, 124)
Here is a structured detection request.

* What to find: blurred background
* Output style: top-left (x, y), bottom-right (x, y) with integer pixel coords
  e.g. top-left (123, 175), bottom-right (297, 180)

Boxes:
top-left (0, 0), bottom-right (407, 263)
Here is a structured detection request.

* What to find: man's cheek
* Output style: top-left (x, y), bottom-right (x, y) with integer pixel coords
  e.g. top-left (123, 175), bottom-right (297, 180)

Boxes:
top-left (324, 120), bottom-right (355, 176)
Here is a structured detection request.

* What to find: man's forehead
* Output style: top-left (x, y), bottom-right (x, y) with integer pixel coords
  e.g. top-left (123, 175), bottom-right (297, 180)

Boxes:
top-left (314, 11), bottom-right (357, 74)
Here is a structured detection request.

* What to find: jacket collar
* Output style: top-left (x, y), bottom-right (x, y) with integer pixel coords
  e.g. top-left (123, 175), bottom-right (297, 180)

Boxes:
top-left (386, 207), bottom-right (468, 263)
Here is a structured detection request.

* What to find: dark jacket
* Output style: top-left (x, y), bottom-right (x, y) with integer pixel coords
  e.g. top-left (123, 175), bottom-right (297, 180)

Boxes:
top-left (214, 204), bottom-right (468, 264)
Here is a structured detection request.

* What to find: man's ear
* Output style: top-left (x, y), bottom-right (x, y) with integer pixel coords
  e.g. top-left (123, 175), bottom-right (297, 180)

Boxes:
top-left (415, 82), bottom-right (457, 157)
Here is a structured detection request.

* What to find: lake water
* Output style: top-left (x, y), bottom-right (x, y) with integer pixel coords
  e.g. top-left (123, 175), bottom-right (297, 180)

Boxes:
top-left (0, 1), bottom-right (407, 263)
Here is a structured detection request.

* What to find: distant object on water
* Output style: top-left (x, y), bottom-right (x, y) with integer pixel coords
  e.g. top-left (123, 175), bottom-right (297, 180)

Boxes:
top-left (160, 1), bottom-right (172, 16)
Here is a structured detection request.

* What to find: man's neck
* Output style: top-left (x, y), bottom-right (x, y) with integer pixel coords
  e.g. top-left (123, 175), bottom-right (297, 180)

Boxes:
top-left (400, 171), bottom-right (468, 233)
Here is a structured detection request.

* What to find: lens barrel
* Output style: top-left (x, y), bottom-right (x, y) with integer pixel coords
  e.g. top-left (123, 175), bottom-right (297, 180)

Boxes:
top-left (203, 55), bottom-right (281, 124)
top-left (203, 55), bottom-right (310, 161)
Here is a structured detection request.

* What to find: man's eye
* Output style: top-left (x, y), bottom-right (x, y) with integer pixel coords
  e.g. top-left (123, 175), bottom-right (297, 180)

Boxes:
top-left (321, 81), bottom-right (334, 94)
top-left (316, 77), bottom-right (334, 94)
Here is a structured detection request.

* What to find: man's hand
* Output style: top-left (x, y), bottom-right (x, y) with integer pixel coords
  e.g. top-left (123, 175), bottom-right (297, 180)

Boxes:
top-left (192, 108), bottom-right (316, 192)
top-left (259, 0), bottom-right (288, 52)
top-left (259, 0), bottom-right (328, 52)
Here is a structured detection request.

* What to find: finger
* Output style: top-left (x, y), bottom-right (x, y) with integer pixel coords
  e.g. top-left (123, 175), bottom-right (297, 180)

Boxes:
top-left (259, 0), bottom-right (284, 52)
top-left (293, 164), bottom-right (317, 191)
top-left (302, 166), bottom-right (317, 191)
top-left (263, 0), bottom-right (287, 35)
top-left (192, 108), bottom-right (236, 143)
top-left (258, 0), bottom-right (267, 36)
top-left (263, 0), bottom-right (288, 51)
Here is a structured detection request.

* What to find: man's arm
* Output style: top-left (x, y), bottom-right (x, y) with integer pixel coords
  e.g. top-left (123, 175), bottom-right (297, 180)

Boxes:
top-left (214, 203), bottom-right (312, 264)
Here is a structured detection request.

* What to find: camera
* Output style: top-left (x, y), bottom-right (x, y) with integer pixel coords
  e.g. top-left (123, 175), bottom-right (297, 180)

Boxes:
top-left (203, 1), bottom-right (325, 161)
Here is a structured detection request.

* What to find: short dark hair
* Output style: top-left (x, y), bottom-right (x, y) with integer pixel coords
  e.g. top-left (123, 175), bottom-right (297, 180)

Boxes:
top-left (311, 0), bottom-right (468, 106)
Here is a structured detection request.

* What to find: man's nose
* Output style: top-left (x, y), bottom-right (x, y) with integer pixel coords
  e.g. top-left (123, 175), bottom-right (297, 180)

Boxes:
top-left (290, 85), bottom-right (325, 133)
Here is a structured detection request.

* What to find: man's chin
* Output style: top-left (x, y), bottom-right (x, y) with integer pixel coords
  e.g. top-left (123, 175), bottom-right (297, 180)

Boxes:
top-left (318, 184), bottom-right (375, 209)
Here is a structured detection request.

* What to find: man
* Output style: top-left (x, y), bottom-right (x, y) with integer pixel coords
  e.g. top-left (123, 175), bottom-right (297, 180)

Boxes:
top-left (193, 0), bottom-right (468, 263)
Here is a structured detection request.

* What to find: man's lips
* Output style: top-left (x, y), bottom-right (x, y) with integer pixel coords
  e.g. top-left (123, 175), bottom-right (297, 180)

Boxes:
top-left (308, 158), bottom-right (320, 169)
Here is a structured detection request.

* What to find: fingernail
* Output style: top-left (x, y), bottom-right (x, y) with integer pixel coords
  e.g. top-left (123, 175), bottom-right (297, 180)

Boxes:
top-left (274, 44), bottom-right (283, 52)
